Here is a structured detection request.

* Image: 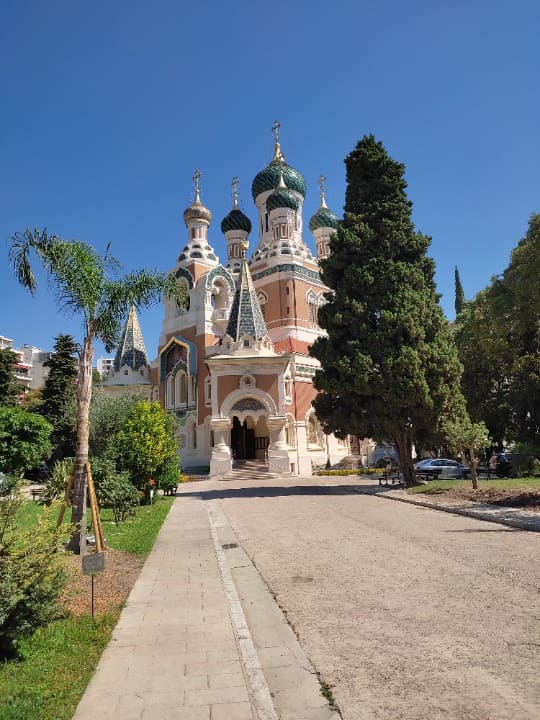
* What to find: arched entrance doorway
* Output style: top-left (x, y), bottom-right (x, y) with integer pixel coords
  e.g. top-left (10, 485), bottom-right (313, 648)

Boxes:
top-left (231, 414), bottom-right (270, 461)
top-left (231, 416), bottom-right (254, 460)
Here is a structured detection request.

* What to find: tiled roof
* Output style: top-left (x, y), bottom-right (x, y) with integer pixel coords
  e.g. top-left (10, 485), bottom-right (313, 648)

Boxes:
top-left (225, 258), bottom-right (269, 341)
top-left (114, 305), bottom-right (149, 371)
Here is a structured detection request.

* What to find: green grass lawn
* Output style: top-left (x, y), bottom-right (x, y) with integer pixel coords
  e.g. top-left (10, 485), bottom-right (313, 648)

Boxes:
top-left (0, 496), bottom-right (174, 720)
top-left (407, 477), bottom-right (540, 495)
top-left (99, 497), bottom-right (173, 555)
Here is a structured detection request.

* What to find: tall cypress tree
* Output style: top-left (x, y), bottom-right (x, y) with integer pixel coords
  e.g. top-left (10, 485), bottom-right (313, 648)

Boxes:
top-left (0, 348), bottom-right (22, 406)
top-left (454, 266), bottom-right (465, 316)
top-left (310, 135), bottom-right (464, 484)
top-left (40, 334), bottom-right (78, 461)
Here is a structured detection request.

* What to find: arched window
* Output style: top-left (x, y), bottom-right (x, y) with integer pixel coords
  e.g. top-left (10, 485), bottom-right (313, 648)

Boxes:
top-left (180, 373), bottom-right (187, 404)
top-left (307, 413), bottom-right (323, 450)
top-left (285, 414), bottom-right (296, 449)
top-left (166, 375), bottom-right (175, 409)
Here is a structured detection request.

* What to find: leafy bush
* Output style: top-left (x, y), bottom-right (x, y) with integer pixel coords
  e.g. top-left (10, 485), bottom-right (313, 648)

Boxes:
top-left (0, 407), bottom-right (52, 476)
top-left (510, 443), bottom-right (540, 477)
top-left (91, 458), bottom-right (139, 525)
top-left (0, 490), bottom-right (70, 658)
top-left (40, 458), bottom-right (74, 505)
top-left (156, 455), bottom-right (181, 495)
top-left (88, 390), bottom-right (147, 460)
top-left (115, 401), bottom-right (180, 486)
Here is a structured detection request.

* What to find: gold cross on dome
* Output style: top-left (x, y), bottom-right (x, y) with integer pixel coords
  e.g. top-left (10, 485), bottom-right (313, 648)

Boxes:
top-left (192, 169), bottom-right (201, 200)
top-left (272, 120), bottom-right (281, 144)
top-left (318, 174), bottom-right (327, 207)
top-left (231, 176), bottom-right (239, 207)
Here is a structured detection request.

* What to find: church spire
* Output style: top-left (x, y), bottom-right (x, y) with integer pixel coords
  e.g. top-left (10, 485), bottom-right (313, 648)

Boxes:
top-left (113, 305), bottom-right (149, 372)
top-left (224, 243), bottom-right (271, 348)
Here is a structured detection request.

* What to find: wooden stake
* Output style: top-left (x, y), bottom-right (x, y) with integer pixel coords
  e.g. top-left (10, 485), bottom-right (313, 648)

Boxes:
top-left (56, 472), bottom-right (74, 529)
top-left (86, 462), bottom-right (105, 552)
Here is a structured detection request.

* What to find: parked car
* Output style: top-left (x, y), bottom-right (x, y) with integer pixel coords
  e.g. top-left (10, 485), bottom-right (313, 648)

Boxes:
top-left (414, 458), bottom-right (468, 479)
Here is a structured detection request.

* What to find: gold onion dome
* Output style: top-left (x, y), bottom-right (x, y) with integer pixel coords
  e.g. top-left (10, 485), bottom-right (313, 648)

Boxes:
top-left (183, 170), bottom-right (212, 226)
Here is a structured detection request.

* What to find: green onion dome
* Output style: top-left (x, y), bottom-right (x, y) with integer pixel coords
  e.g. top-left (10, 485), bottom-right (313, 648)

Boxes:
top-left (309, 206), bottom-right (339, 232)
top-left (221, 208), bottom-right (252, 234)
top-left (252, 160), bottom-right (306, 200)
top-left (266, 187), bottom-right (299, 212)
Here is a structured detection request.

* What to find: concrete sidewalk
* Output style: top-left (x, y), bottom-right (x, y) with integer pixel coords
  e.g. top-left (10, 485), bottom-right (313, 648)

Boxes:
top-left (73, 492), bottom-right (337, 720)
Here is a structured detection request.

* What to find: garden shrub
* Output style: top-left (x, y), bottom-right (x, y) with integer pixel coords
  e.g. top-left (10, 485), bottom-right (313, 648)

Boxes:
top-left (0, 406), bottom-right (52, 476)
top-left (156, 455), bottom-right (181, 495)
top-left (40, 457), bottom-right (74, 505)
top-left (91, 458), bottom-right (139, 524)
top-left (0, 483), bottom-right (70, 658)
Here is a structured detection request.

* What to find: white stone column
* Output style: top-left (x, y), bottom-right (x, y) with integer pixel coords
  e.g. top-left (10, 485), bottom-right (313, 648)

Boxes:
top-left (209, 417), bottom-right (232, 478)
top-left (267, 416), bottom-right (290, 474)
top-left (295, 420), bottom-right (312, 476)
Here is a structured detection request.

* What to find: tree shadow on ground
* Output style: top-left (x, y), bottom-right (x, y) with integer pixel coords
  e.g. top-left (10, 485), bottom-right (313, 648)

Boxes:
top-left (177, 483), bottom-right (396, 501)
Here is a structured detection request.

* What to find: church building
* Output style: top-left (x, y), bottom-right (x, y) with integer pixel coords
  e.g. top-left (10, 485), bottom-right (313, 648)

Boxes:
top-left (155, 125), bottom-right (351, 477)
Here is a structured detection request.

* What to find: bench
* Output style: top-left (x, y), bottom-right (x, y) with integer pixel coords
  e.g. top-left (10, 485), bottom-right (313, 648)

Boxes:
top-left (379, 468), bottom-right (402, 486)
top-left (31, 488), bottom-right (44, 501)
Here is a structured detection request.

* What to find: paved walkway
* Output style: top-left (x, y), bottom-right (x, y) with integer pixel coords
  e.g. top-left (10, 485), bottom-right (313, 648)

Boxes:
top-left (73, 490), bottom-right (337, 720)
top-left (73, 473), bottom-right (539, 719)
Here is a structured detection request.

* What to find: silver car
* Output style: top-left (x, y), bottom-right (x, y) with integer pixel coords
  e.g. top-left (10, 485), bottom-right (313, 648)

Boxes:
top-left (415, 458), bottom-right (467, 479)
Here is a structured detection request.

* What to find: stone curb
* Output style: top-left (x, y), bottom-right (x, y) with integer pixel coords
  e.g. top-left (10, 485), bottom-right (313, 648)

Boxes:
top-left (356, 487), bottom-right (540, 532)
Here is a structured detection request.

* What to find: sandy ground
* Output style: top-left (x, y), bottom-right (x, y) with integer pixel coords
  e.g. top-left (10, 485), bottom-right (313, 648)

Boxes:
top-left (186, 477), bottom-right (540, 720)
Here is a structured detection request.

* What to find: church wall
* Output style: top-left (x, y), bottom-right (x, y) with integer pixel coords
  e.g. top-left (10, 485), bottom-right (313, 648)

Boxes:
top-left (217, 375), bottom-right (241, 407)
top-left (292, 378), bottom-right (318, 420)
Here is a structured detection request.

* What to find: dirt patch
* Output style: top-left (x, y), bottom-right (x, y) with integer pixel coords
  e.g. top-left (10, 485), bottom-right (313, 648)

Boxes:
top-left (445, 486), bottom-right (540, 511)
top-left (61, 548), bottom-right (144, 616)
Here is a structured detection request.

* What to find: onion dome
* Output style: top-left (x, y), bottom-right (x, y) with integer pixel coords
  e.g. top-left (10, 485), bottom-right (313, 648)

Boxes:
top-left (221, 179), bottom-right (252, 234)
top-left (221, 208), bottom-right (252, 234)
top-left (251, 122), bottom-right (306, 200)
top-left (266, 186), bottom-right (299, 212)
top-left (184, 199), bottom-right (212, 226)
top-left (309, 174), bottom-right (339, 231)
top-left (309, 206), bottom-right (338, 232)
top-left (252, 161), bottom-right (306, 200)
top-left (183, 170), bottom-right (212, 226)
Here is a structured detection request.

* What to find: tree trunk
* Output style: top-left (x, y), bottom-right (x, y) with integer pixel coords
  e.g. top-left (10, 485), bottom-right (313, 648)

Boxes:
top-left (468, 447), bottom-right (478, 490)
top-left (67, 333), bottom-right (94, 554)
top-left (393, 432), bottom-right (415, 486)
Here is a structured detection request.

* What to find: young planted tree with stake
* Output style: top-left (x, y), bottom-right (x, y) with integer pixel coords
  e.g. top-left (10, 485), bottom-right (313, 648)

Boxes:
top-left (9, 229), bottom-right (186, 551)
top-left (311, 136), bottom-right (464, 485)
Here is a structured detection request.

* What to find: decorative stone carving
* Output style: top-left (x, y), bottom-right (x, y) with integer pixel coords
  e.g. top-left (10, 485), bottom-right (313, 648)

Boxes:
top-left (231, 398), bottom-right (264, 412)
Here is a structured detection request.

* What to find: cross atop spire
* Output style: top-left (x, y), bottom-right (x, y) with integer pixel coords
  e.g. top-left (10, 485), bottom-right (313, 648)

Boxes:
top-left (271, 120), bottom-right (285, 162)
top-left (231, 176), bottom-right (239, 208)
top-left (193, 169), bottom-right (201, 202)
top-left (317, 174), bottom-right (328, 208)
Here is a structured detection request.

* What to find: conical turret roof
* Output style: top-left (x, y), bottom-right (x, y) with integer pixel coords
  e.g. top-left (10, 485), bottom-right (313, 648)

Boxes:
top-left (225, 255), bottom-right (269, 342)
top-left (113, 305), bottom-right (149, 372)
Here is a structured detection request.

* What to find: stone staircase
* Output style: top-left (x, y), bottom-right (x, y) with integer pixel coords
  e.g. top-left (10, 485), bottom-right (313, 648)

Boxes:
top-left (222, 459), bottom-right (286, 482)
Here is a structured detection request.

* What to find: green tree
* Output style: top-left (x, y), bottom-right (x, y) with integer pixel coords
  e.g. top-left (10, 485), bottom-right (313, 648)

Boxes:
top-left (88, 389), bottom-right (147, 460)
top-left (0, 406), bottom-right (52, 476)
top-left (443, 415), bottom-right (490, 489)
top-left (9, 228), bottom-right (186, 552)
top-left (454, 266), bottom-right (465, 317)
top-left (0, 348), bottom-right (22, 406)
top-left (40, 334), bottom-right (78, 462)
top-left (115, 401), bottom-right (179, 490)
top-left (454, 291), bottom-right (511, 447)
top-left (455, 214), bottom-right (540, 446)
top-left (310, 135), bottom-right (464, 485)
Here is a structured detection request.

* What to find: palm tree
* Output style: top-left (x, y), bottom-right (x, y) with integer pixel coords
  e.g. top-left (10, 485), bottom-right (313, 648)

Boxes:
top-left (9, 228), bottom-right (185, 552)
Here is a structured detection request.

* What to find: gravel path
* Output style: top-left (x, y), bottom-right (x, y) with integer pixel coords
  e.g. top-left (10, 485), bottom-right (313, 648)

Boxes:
top-left (193, 477), bottom-right (540, 720)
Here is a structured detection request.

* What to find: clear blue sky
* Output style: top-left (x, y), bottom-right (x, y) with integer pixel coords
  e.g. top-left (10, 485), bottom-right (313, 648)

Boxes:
top-left (1, 0), bottom-right (538, 360)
